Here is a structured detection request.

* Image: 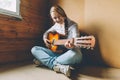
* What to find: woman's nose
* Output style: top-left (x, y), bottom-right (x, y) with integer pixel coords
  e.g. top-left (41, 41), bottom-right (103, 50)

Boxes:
top-left (56, 18), bottom-right (60, 21)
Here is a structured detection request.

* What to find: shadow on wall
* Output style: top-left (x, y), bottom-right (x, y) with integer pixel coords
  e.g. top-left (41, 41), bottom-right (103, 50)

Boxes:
top-left (48, 0), bottom-right (59, 9)
top-left (80, 22), bottom-right (107, 67)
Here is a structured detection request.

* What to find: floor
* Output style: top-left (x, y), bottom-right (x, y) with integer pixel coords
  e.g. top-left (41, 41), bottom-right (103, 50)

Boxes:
top-left (0, 62), bottom-right (120, 80)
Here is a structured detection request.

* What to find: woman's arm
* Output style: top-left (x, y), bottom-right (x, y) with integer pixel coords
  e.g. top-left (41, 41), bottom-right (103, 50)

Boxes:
top-left (65, 23), bottom-right (80, 49)
top-left (43, 26), bottom-right (56, 47)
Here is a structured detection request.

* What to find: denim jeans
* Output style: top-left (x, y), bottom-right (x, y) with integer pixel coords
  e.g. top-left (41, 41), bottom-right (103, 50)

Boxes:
top-left (31, 46), bottom-right (82, 69)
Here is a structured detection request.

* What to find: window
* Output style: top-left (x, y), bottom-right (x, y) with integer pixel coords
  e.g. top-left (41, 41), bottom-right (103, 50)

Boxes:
top-left (0, 0), bottom-right (21, 19)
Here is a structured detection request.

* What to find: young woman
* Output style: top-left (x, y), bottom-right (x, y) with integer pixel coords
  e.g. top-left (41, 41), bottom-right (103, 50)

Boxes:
top-left (31, 5), bottom-right (82, 77)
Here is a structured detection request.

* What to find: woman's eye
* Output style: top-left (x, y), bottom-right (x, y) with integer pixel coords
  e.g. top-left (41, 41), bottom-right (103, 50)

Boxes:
top-left (54, 17), bottom-right (57, 19)
top-left (57, 16), bottom-right (60, 19)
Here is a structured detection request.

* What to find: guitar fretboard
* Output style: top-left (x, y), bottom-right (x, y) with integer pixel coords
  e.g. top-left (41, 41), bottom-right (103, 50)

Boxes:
top-left (53, 38), bottom-right (72, 45)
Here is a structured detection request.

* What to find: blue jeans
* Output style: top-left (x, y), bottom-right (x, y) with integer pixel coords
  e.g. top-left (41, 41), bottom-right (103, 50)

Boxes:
top-left (31, 46), bottom-right (82, 69)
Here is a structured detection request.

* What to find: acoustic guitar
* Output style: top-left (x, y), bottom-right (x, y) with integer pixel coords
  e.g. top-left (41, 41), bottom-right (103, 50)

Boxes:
top-left (48, 32), bottom-right (95, 52)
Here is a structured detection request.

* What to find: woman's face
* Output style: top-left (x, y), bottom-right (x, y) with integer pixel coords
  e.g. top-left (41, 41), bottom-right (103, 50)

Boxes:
top-left (50, 11), bottom-right (65, 24)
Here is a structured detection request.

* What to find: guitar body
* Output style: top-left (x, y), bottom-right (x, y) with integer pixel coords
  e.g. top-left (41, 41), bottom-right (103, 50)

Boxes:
top-left (48, 32), bottom-right (59, 52)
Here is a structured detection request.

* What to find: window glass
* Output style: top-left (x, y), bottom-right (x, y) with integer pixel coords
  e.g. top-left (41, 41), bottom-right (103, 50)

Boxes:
top-left (0, 0), bottom-right (22, 19)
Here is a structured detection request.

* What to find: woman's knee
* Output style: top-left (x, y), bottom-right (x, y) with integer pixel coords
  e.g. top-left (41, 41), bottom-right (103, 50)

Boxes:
top-left (67, 50), bottom-right (78, 57)
top-left (69, 49), bottom-right (82, 59)
top-left (31, 46), bottom-right (42, 55)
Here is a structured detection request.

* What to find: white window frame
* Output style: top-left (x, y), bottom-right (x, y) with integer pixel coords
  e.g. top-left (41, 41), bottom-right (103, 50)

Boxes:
top-left (0, 0), bottom-right (22, 19)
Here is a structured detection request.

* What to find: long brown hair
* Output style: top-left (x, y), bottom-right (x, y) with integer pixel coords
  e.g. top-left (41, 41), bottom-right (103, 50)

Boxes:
top-left (50, 5), bottom-right (67, 18)
top-left (50, 5), bottom-right (69, 37)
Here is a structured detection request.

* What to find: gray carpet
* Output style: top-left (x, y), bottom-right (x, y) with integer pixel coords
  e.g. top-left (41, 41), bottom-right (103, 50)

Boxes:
top-left (0, 62), bottom-right (120, 80)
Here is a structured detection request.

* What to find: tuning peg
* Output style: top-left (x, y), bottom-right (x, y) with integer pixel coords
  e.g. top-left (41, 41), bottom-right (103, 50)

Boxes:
top-left (91, 47), bottom-right (94, 50)
top-left (83, 46), bottom-right (87, 48)
top-left (79, 45), bottom-right (82, 48)
top-left (87, 46), bottom-right (90, 49)
top-left (80, 36), bottom-right (83, 38)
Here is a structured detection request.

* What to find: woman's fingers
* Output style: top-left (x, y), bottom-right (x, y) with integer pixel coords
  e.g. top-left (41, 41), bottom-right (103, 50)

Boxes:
top-left (64, 40), bottom-right (74, 49)
top-left (44, 39), bottom-right (51, 48)
top-left (46, 39), bottom-right (51, 44)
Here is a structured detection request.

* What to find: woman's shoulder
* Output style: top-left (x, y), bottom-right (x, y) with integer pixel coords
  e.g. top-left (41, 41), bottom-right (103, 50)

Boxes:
top-left (67, 18), bottom-right (78, 27)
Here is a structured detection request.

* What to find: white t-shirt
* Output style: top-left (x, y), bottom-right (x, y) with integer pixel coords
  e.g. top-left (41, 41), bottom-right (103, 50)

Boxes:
top-left (49, 23), bottom-right (65, 35)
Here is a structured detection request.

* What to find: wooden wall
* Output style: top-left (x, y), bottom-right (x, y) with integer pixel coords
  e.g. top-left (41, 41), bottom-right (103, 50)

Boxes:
top-left (0, 0), bottom-right (49, 64)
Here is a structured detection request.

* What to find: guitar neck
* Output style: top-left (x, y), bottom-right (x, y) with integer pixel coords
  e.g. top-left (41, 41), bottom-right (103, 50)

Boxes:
top-left (51, 36), bottom-right (95, 49)
top-left (53, 38), bottom-right (72, 45)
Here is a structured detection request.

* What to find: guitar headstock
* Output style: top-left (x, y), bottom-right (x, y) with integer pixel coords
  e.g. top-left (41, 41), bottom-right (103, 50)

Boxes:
top-left (74, 36), bottom-right (95, 49)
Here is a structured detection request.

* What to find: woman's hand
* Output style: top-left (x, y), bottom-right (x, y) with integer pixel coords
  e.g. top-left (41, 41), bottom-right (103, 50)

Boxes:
top-left (64, 40), bottom-right (75, 49)
top-left (43, 38), bottom-right (51, 48)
